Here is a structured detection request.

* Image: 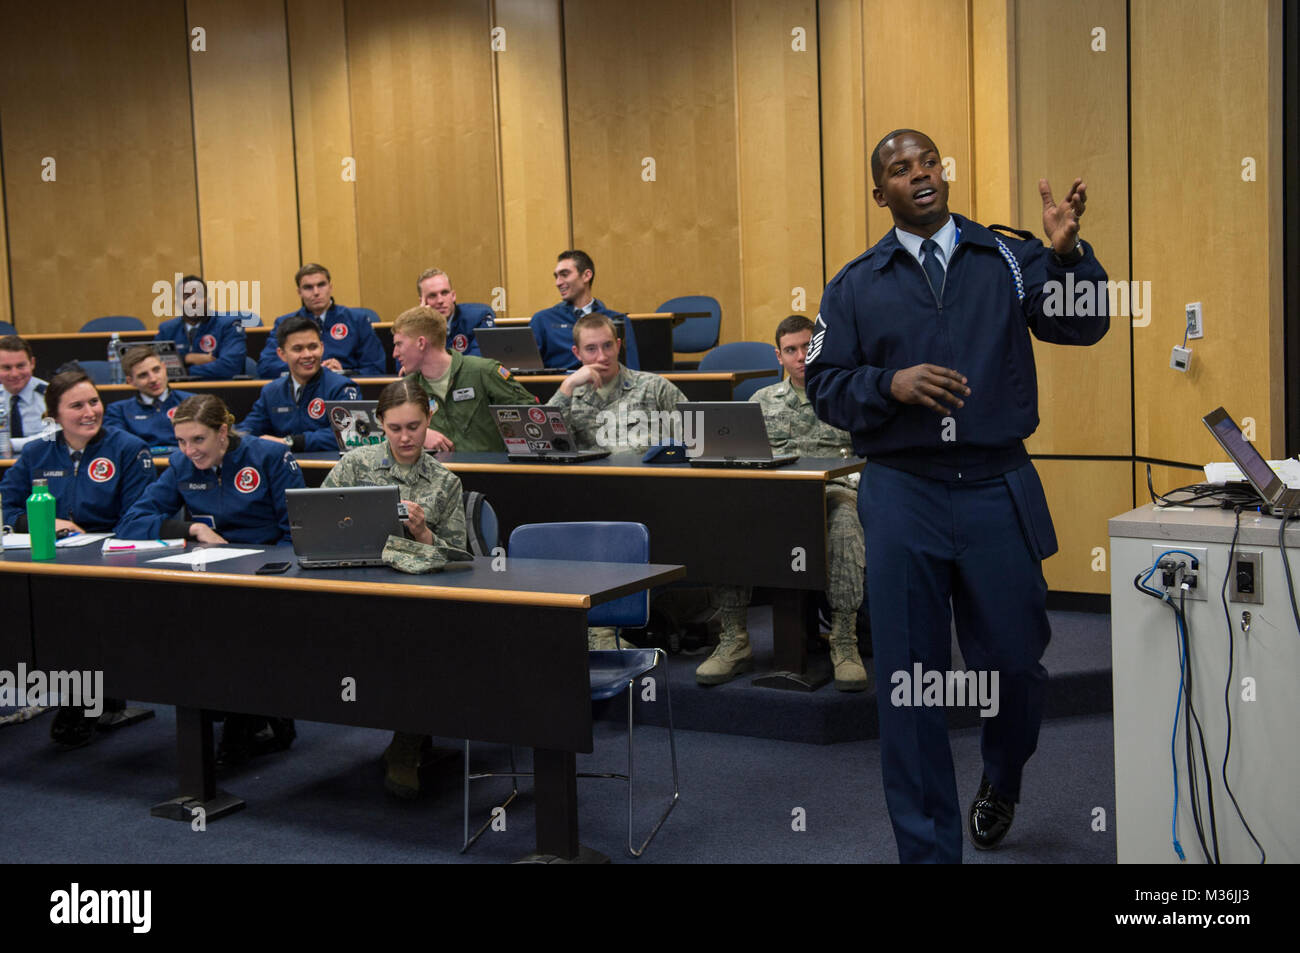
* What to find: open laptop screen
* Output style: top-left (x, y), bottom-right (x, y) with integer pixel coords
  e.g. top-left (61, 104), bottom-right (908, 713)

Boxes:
top-left (1202, 407), bottom-right (1281, 504)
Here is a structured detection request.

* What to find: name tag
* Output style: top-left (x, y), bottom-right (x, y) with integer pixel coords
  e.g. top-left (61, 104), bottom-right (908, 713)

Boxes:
top-left (41, 470), bottom-right (66, 478)
top-left (274, 406), bottom-right (293, 413)
top-left (185, 482), bottom-right (209, 491)
top-left (452, 387), bottom-right (476, 402)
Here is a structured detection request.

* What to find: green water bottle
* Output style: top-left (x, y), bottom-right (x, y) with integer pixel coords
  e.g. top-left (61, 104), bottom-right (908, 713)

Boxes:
top-left (27, 479), bottom-right (56, 561)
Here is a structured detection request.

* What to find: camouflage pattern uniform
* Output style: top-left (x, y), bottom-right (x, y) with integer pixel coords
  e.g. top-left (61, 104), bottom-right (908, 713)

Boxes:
top-left (546, 365), bottom-right (688, 453)
top-left (700, 380), bottom-right (868, 690)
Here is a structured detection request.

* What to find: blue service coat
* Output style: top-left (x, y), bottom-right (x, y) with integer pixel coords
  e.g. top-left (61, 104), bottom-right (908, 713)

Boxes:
top-left (155, 314), bottom-right (248, 380)
top-left (116, 436), bottom-right (304, 544)
top-left (258, 304), bottom-right (387, 378)
top-left (446, 303), bottom-right (496, 356)
top-left (239, 369), bottom-right (361, 452)
top-left (1, 426), bottom-right (156, 532)
top-left (528, 299), bottom-right (641, 371)
top-left (103, 389), bottom-right (196, 449)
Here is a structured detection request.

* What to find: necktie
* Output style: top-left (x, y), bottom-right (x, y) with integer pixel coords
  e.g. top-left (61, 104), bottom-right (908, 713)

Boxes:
top-left (70, 450), bottom-right (82, 475)
top-left (921, 238), bottom-right (946, 301)
top-left (10, 393), bottom-right (23, 439)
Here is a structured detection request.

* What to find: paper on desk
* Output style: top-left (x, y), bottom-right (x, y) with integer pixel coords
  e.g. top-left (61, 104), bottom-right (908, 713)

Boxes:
top-left (4, 532), bottom-right (114, 550)
top-left (148, 547), bottom-right (263, 567)
top-left (1204, 459), bottom-right (1300, 487)
top-left (103, 538), bottom-right (187, 554)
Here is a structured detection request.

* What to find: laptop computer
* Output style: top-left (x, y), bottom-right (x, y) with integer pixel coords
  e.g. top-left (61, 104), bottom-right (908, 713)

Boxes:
top-left (681, 401), bottom-right (798, 469)
top-left (475, 327), bottom-right (569, 375)
top-left (114, 340), bottom-right (187, 381)
top-left (1202, 407), bottom-right (1300, 516)
top-left (326, 401), bottom-right (385, 453)
top-left (490, 404), bottom-right (610, 463)
top-left (287, 485), bottom-right (405, 568)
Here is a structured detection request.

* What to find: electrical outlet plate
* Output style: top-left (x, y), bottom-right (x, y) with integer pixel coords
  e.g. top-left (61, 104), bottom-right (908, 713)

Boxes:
top-left (1185, 301), bottom-right (1204, 340)
top-left (1170, 345), bottom-right (1192, 372)
top-left (1150, 545), bottom-right (1208, 601)
top-left (1229, 550), bottom-right (1263, 605)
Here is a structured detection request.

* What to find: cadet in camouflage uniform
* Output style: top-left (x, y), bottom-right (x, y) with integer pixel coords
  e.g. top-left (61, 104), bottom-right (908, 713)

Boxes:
top-left (391, 305), bottom-right (537, 452)
top-left (546, 312), bottom-right (687, 454)
top-left (321, 377), bottom-right (468, 798)
top-left (697, 315), bottom-right (868, 691)
top-left (549, 312), bottom-right (688, 649)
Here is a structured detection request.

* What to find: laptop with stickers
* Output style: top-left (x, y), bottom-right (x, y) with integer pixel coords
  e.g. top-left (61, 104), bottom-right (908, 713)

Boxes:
top-left (680, 401), bottom-right (798, 469)
top-left (325, 401), bottom-right (385, 453)
top-left (475, 327), bottom-right (569, 375)
top-left (287, 485), bottom-right (405, 568)
top-left (490, 404), bottom-right (610, 463)
top-left (114, 340), bottom-right (187, 381)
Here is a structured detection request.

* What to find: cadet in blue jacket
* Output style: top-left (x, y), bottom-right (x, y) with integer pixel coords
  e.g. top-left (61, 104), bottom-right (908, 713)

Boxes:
top-left (417, 267), bottom-right (495, 356)
top-left (154, 275), bottom-right (248, 380)
top-left (117, 393), bottom-right (304, 545)
top-left (240, 316), bottom-right (360, 452)
top-left (258, 263), bottom-right (387, 378)
top-left (805, 129), bottom-right (1109, 863)
top-left (0, 369), bottom-right (158, 748)
top-left (529, 249), bottom-right (640, 371)
top-left (103, 345), bottom-right (196, 450)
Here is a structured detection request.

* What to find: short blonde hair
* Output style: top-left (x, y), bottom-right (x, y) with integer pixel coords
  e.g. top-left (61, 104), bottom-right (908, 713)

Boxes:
top-left (393, 305), bottom-right (447, 349)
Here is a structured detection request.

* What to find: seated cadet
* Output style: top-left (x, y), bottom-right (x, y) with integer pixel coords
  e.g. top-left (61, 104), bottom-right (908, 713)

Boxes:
top-left (546, 311), bottom-right (685, 453)
top-left (390, 305), bottom-right (537, 452)
top-left (116, 394), bottom-right (305, 765)
top-left (529, 249), bottom-right (641, 371)
top-left (1, 335), bottom-right (52, 452)
top-left (155, 275), bottom-right (248, 380)
top-left (0, 369), bottom-right (157, 747)
top-left (240, 316), bottom-right (361, 451)
top-left (696, 316), bottom-right (868, 690)
top-left (322, 377), bottom-right (467, 798)
top-left (417, 267), bottom-right (495, 357)
top-left (548, 312), bottom-right (686, 650)
top-left (103, 345), bottom-right (196, 449)
top-left (258, 263), bottom-right (386, 378)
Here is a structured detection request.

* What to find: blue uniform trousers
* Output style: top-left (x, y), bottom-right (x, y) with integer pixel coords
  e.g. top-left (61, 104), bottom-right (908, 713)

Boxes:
top-left (860, 460), bottom-right (1051, 863)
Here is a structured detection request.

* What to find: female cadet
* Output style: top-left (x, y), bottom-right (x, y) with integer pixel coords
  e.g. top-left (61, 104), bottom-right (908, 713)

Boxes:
top-left (0, 369), bottom-right (157, 746)
top-left (321, 377), bottom-right (467, 798)
top-left (116, 394), bottom-right (305, 765)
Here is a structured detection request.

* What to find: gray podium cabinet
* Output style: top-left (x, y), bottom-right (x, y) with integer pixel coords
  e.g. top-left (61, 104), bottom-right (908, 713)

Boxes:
top-left (1109, 504), bottom-right (1300, 863)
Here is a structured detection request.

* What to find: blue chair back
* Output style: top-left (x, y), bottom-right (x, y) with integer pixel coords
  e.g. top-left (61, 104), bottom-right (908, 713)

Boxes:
top-left (356, 308), bottom-right (382, 324)
top-left (698, 341), bottom-right (783, 400)
top-left (508, 522), bottom-right (649, 629)
top-left (233, 311), bottom-right (261, 327)
top-left (77, 360), bottom-right (113, 385)
top-left (244, 357), bottom-right (259, 378)
top-left (657, 296), bottom-right (721, 353)
top-left (81, 316), bottom-right (146, 333)
top-left (463, 491), bottom-right (500, 557)
top-left (0, 320), bottom-right (16, 336)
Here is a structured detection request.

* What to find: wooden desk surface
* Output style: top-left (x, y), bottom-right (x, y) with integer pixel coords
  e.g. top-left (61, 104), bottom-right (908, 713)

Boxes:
top-left (492, 312), bottom-right (688, 327)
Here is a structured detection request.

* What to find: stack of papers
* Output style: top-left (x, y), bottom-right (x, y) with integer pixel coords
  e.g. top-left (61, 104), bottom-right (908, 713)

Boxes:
top-left (102, 539), bottom-right (187, 554)
top-left (148, 548), bottom-right (263, 567)
top-left (1204, 459), bottom-right (1300, 487)
top-left (3, 532), bottom-right (114, 550)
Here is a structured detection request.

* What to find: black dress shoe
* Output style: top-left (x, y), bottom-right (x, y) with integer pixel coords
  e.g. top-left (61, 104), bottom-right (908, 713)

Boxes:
top-left (968, 774), bottom-right (1016, 850)
top-left (50, 706), bottom-right (95, 749)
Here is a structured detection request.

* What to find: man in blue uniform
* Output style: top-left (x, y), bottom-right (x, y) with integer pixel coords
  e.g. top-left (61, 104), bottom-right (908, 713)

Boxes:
top-left (529, 249), bottom-right (640, 371)
top-left (1, 335), bottom-right (50, 452)
top-left (417, 268), bottom-right (495, 356)
top-left (104, 346), bottom-right (196, 449)
top-left (155, 275), bottom-right (248, 380)
top-left (258, 264), bottom-right (386, 378)
top-left (805, 129), bottom-right (1109, 863)
top-left (240, 317), bottom-right (361, 452)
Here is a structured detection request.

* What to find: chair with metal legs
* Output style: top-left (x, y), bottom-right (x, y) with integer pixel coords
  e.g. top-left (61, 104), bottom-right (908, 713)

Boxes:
top-left (462, 521), bottom-right (680, 857)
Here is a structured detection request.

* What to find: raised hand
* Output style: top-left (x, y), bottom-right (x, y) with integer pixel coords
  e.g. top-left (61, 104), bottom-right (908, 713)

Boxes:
top-left (1039, 177), bottom-right (1087, 255)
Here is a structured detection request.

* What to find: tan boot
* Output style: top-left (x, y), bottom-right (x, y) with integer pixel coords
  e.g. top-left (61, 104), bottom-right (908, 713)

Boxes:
top-left (829, 611), bottom-right (868, 692)
top-left (587, 627), bottom-right (636, 650)
top-left (695, 608), bottom-right (753, 685)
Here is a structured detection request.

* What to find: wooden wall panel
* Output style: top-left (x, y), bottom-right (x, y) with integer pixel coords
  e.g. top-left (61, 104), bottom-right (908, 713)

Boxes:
top-left (734, 0), bottom-right (822, 345)
top-left (818, 0), bottom-right (868, 283)
top-left (971, 0), bottom-right (1017, 228)
top-left (287, 0), bottom-right (361, 308)
top-left (1131, 0), bottom-right (1284, 462)
top-left (347, 0), bottom-right (501, 323)
top-left (0, 164), bottom-right (10, 329)
top-left (861, 0), bottom-right (972, 247)
top-left (1037, 458), bottom-right (1132, 594)
top-left (1017, 0), bottom-right (1131, 457)
top-left (563, 0), bottom-right (743, 343)
top-left (1136, 461), bottom-right (1208, 508)
top-left (188, 0), bottom-right (300, 323)
top-left (0, 1), bottom-right (200, 333)
top-left (494, 0), bottom-right (570, 318)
